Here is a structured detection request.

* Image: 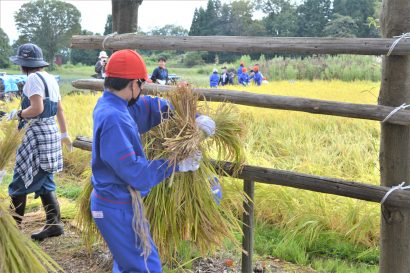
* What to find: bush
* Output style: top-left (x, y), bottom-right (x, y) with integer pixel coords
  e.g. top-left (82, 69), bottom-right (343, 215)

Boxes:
top-left (183, 52), bottom-right (205, 67)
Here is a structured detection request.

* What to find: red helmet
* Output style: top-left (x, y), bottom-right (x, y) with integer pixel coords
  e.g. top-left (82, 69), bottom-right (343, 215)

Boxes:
top-left (253, 65), bottom-right (259, 72)
top-left (105, 49), bottom-right (148, 80)
top-left (242, 67), bottom-right (247, 73)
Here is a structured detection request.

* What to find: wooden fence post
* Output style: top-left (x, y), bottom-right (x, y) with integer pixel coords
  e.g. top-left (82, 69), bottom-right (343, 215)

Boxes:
top-left (242, 179), bottom-right (254, 273)
top-left (379, 1), bottom-right (410, 272)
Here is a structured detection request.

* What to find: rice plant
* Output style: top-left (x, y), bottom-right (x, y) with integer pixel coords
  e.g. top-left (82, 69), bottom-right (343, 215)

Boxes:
top-left (0, 120), bottom-right (63, 273)
top-left (0, 120), bottom-right (25, 170)
top-left (66, 80), bottom-right (381, 271)
top-left (141, 86), bottom-right (247, 263)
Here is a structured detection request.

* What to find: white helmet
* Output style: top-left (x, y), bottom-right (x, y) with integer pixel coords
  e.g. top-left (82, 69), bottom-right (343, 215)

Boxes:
top-left (213, 68), bottom-right (218, 73)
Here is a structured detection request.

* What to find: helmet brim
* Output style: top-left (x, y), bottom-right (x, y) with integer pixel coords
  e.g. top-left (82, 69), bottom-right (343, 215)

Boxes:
top-left (10, 56), bottom-right (49, 68)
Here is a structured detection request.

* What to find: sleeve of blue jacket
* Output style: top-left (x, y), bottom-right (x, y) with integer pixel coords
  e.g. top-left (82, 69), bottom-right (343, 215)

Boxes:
top-left (100, 123), bottom-right (173, 192)
top-left (128, 96), bottom-right (173, 134)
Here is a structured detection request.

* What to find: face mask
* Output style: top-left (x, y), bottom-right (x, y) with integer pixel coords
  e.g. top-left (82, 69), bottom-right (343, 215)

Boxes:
top-left (127, 81), bottom-right (142, 107)
top-left (128, 93), bottom-right (140, 107)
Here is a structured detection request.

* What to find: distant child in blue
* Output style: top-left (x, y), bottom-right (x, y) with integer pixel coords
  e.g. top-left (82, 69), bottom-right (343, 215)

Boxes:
top-left (209, 68), bottom-right (219, 88)
top-left (150, 56), bottom-right (168, 85)
top-left (239, 67), bottom-right (249, 86)
top-left (91, 49), bottom-right (216, 273)
top-left (251, 65), bottom-right (263, 86)
top-left (237, 61), bottom-right (244, 84)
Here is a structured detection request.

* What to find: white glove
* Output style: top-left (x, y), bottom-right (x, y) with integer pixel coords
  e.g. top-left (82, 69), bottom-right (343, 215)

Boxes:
top-left (195, 115), bottom-right (216, 137)
top-left (178, 150), bottom-right (202, 172)
top-left (61, 132), bottom-right (73, 152)
top-left (0, 170), bottom-right (6, 184)
top-left (7, 109), bottom-right (19, 121)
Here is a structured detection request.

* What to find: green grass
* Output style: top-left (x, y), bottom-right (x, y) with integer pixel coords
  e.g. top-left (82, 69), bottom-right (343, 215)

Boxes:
top-left (255, 224), bottom-right (378, 273)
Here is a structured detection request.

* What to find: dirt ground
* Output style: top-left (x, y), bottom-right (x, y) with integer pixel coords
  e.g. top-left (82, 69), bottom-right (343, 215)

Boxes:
top-left (21, 211), bottom-right (317, 273)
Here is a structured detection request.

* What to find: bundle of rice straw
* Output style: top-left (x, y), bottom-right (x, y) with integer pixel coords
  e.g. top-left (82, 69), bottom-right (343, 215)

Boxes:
top-left (0, 120), bottom-right (25, 171)
top-left (76, 85), bottom-right (246, 264)
top-left (143, 85), bottom-right (246, 263)
top-left (75, 168), bottom-right (102, 251)
top-left (0, 120), bottom-right (63, 273)
top-left (0, 196), bottom-right (63, 273)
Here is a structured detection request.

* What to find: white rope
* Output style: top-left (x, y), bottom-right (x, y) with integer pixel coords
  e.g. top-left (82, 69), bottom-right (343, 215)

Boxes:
top-left (386, 33), bottom-right (410, 56)
top-left (102, 32), bottom-right (117, 50)
top-left (381, 182), bottom-right (410, 205)
top-left (382, 103), bottom-right (410, 123)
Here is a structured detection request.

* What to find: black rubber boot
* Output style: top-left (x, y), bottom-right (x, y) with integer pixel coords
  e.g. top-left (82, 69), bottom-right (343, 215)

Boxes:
top-left (31, 191), bottom-right (64, 241)
top-left (10, 194), bottom-right (27, 226)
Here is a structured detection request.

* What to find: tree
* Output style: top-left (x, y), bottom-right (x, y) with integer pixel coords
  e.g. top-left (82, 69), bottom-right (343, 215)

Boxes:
top-left (333, 0), bottom-right (377, 37)
top-left (149, 25), bottom-right (188, 36)
top-left (258, 0), bottom-right (298, 37)
top-left (324, 14), bottom-right (358, 37)
top-left (227, 0), bottom-right (255, 36)
top-left (203, 0), bottom-right (221, 35)
top-left (296, 0), bottom-right (332, 37)
top-left (70, 30), bottom-right (100, 65)
top-left (0, 28), bottom-right (13, 68)
top-left (14, 0), bottom-right (81, 69)
top-left (112, 0), bottom-right (143, 34)
top-left (104, 15), bottom-right (113, 35)
top-left (189, 7), bottom-right (207, 35)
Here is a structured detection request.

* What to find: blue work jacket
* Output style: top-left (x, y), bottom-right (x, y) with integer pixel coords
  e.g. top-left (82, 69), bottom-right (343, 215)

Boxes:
top-left (209, 72), bottom-right (219, 87)
top-left (91, 91), bottom-right (173, 205)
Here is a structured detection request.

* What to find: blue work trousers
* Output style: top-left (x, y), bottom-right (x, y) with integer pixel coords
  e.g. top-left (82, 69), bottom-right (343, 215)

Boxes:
top-left (91, 192), bottom-right (162, 273)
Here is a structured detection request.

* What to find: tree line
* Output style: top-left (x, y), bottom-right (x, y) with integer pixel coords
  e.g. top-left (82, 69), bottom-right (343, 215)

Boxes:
top-left (189, 0), bottom-right (380, 63)
top-left (0, 0), bottom-right (381, 69)
top-left (191, 0), bottom-right (380, 38)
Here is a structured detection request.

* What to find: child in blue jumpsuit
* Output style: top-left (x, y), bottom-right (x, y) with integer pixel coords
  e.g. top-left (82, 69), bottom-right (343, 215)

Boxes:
top-left (250, 66), bottom-right (263, 86)
top-left (237, 61), bottom-right (244, 84)
top-left (209, 68), bottom-right (219, 88)
top-left (239, 67), bottom-right (250, 86)
top-left (91, 49), bottom-right (215, 273)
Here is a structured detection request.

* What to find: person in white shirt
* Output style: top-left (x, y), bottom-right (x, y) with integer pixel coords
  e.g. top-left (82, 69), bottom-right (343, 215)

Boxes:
top-left (7, 43), bottom-right (72, 241)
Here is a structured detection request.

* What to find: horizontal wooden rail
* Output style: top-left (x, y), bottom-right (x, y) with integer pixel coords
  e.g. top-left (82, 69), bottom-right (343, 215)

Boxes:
top-left (72, 79), bottom-right (410, 126)
top-left (73, 136), bottom-right (410, 208)
top-left (71, 34), bottom-right (410, 56)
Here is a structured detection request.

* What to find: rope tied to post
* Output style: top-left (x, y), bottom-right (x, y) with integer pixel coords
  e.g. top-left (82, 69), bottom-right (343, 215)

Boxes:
top-left (102, 32), bottom-right (118, 50)
top-left (381, 182), bottom-right (410, 205)
top-left (382, 103), bottom-right (410, 123)
top-left (387, 32), bottom-right (410, 56)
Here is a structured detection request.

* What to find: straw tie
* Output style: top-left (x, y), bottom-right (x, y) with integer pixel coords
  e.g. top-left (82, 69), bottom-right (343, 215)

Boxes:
top-left (382, 103), bottom-right (410, 123)
top-left (387, 32), bottom-right (410, 56)
top-left (102, 32), bottom-right (118, 50)
top-left (381, 182), bottom-right (410, 205)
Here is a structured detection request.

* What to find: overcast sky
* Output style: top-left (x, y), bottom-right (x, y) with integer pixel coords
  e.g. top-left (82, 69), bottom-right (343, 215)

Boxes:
top-left (0, 0), bottom-right (215, 43)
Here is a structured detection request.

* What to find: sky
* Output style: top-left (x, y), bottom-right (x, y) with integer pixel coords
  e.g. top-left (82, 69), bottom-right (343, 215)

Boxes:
top-left (0, 0), bottom-right (216, 43)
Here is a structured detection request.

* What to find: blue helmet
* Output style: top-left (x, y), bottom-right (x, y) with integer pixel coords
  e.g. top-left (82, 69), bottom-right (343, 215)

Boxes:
top-left (9, 43), bottom-right (49, 68)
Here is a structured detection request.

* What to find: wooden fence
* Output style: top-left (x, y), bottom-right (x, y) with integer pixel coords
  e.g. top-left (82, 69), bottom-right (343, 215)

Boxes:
top-left (70, 5), bottom-right (410, 271)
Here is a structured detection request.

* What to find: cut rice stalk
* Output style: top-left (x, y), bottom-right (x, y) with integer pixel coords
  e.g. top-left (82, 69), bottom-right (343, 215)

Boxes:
top-left (143, 86), bottom-right (246, 263)
top-left (75, 169), bottom-right (103, 251)
top-left (0, 120), bottom-right (26, 170)
top-left (0, 197), bottom-right (63, 273)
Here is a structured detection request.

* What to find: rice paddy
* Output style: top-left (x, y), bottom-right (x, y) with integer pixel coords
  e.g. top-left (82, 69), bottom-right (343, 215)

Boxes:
top-left (0, 79), bottom-right (382, 272)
